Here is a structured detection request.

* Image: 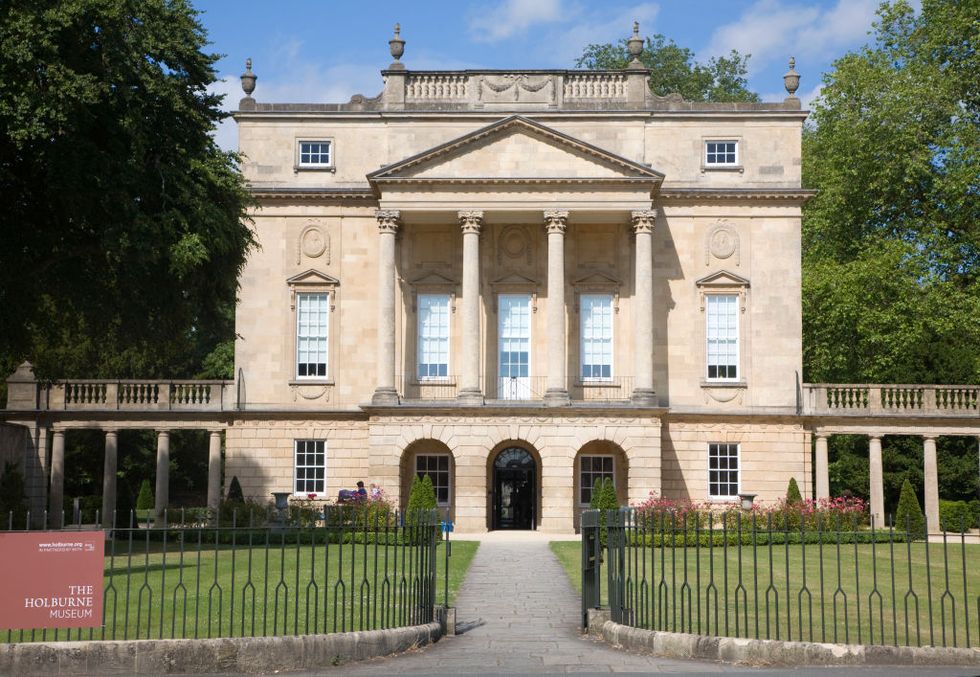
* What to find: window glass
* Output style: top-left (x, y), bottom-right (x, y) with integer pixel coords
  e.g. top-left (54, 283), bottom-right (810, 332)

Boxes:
top-left (294, 440), bottom-right (326, 494)
top-left (705, 141), bottom-right (737, 165)
top-left (417, 294), bottom-right (450, 379)
top-left (297, 292), bottom-right (328, 378)
top-left (579, 455), bottom-right (614, 504)
top-left (580, 294), bottom-right (613, 380)
top-left (299, 141), bottom-right (331, 166)
top-left (708, 443), bottom-right (739, 498)
top-left (706, 294), bottom-right (738, 380)
top-left (416, 454), bottom-right (451, 505)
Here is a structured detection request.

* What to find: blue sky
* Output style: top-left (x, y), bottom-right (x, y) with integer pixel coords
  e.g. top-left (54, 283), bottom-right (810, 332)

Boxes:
top-left (196, 0), bottom-right (889, 150)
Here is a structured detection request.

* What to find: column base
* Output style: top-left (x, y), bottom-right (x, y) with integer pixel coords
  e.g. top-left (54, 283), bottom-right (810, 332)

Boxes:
top-left (371, 387), bottom-right (400, 406)
top-left (630, 388), bottom-right (658, 406)
top-left (544, 388), bottom-right (570, 407)
top-left (456, 388), bottom-right (484, 406)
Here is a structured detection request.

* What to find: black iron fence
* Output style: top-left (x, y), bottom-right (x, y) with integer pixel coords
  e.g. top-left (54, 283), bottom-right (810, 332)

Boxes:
top-left (582, 509), bottom-right (980, 649)
top-left (2, 508), bottom-right (444, 643)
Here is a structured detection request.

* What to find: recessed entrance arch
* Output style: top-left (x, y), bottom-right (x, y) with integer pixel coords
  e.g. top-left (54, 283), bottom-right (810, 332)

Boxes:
top-left (490, 446), bottom-right (537, 530)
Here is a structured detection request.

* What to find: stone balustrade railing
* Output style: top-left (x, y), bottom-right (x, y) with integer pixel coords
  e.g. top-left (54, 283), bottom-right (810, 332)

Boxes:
top-left (803, 384), bottom-right (979, 417)
top-left (389, 69), bottom-right (647, 108)
top-left (45, 380), bottom-right (234, 411)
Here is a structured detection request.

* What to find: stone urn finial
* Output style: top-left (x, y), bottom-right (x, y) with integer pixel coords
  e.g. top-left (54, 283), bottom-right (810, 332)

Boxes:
top-left (627, 21), bottom-right (644, 67)
top-left (240, 58), bottom-right (256, 98)
top-left (783, 56), bottom-right (800, 99)
top-left (389, 23), bottom-right (405, 63)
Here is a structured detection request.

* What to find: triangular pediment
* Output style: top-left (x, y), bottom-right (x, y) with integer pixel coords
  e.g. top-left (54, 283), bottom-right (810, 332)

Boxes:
top-left (368, 116), bottom-right (664, 184)
top-left (411, 271), bottom-right (458, 286)
top-left (695, 270), bottom-right (750, 288)
top-left (287, 269), bottom-right (340, 286)
top-left (491, 272), bottom-right (539, 287)
top-left (573, 271), bottom-right (621, 287)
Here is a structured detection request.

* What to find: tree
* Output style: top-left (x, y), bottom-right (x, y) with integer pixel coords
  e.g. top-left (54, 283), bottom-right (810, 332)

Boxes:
top-left (0, 462), bottom-right (28, 527)
top-left (894, 478), bottom-right (925, 537)
top-left (135, 479), bottom-right (154, 511)
top-left (226, 476), bottom-right (244, 502)
top-left (802, 0), bottom-right (980, 386)
top-left (576, 35), bottom-right (759, 102)
top-left (786, 477), bottom-right (803, 505)
top-left (0, 0), bottom-right (255, 379)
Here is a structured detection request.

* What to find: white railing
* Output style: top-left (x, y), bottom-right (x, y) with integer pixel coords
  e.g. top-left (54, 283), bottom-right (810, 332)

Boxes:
top-left (400, 71), bottom-right (634, 105)
top-left (804, 384), bottom-right (979, 417)
top-left (563, 72), bottom-right (628, 100)
top-left (406, 74), bottom-right (468, 101)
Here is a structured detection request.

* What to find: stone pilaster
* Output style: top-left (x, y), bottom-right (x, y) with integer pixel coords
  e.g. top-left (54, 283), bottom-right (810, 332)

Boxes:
top-left (868, 435), bottom-right (884, 527)
top-left (543, 210), bottom-right (569, 406)
top-left (814, 433), bottom-right (829, 499)
top-left (49, 430), bottom-right (65, 528)
top-left (207, 430), bottom-right (222, 518)
top-left (631, 210), bottom-right (657, 405)
top-left (458, 210), bottom-right (484, 405)
top-left (102, 430), bottom-right (118, 526)
top-left (373, 210), bottom-right (401, 405)
top-left (923, 435), bottom-right (939, 532)
top-left (155, 430), bottom-right (170, 521)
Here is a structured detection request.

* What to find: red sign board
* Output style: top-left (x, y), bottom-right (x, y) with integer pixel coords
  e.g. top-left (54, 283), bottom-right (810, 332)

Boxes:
top-left (0, 531), bottom-right (104, 629)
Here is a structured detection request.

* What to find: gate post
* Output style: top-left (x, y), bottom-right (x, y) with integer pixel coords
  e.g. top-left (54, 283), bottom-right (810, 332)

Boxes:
top-left (581, 509), bottom-right (600, 628)
top-left (606, 509), bottom-right (627, 624)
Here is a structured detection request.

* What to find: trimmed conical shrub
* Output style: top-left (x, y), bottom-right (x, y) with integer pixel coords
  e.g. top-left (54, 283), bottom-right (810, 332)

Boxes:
top-left (227, 475), bottom-right (244, 502)
top-left (135, 479), bottom-right (154, 511)
top-left (786, 477), bottom-right (803, 505)
top-left (894, 478), bottom-right (926, 538)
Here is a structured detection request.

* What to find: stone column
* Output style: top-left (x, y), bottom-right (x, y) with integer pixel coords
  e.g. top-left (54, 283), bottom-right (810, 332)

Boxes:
top-left (543, 210), bottom-right (569, 406)
top-left (631, 210), bottom-right (657, 405)
top-left (868, 435), bottom-right (884, 527)
top-left (458, 210), bottom-right (484, 405)
top-left (155, 430), bottom-right (170, 521)
top-left (923, 435), bottom-right (939, 533)
top-left (102, 430), bottom-right (118, 527)
top-left (207, 430), bottom-right (222, 517)
top-left (373, 209), bottom-right (401, 405)
top-left (49, 430), bottom-right (65, 528)
top-left (814, 433), bottom-right (830, 499)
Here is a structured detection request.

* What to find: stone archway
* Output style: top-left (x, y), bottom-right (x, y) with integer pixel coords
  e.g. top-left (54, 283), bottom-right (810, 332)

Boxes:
top-left (485, 440), bottom-right (542, 531)
top-left (573, 440), bottom-right (629, 533)
top-left (400, 439), bottom-right (456, 522)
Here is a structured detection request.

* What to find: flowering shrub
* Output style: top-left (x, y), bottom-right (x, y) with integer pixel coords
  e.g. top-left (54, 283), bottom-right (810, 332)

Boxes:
top-left (630, 492), bottom-right (868, 533)
top-left (324, 486), bottom-right (396, 527)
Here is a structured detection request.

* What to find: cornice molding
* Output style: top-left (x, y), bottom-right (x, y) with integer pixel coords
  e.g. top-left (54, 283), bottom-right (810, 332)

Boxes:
top-left (659, 188), bottom-right (816, 203)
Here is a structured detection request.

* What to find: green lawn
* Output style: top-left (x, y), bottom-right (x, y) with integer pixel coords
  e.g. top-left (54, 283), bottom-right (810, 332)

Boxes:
top-left (551, 539), bottom-right (980, 648)
top-left (7, 537), bottom-right (478, 643)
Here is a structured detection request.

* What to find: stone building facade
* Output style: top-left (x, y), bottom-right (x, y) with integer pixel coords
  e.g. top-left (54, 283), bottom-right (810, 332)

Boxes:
top-left (225, 27), bottom-right (812, 533)
top-left (6, 27), bottom-right (973, 534)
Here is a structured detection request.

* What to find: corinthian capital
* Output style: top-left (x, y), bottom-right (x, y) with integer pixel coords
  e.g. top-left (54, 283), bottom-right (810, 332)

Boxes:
top-left (631, 210), bottom-right (656, 234)
top-left (458, 210), bottom-right (484, 235)
top-left (375, 209), bottom-right (401, 234)
top-left (543, 209), bottom-right (569, 235)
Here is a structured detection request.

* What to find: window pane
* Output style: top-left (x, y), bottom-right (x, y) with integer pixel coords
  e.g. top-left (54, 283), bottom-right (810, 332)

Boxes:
top-left (707, 443), bottom-right (739, 498)
top-left (580, 294), bottom-right (613, 381)
top-left (705, 295), bottom-right (738, 380)
top-left (294, 440), bottom-right (326, 494)
top-left (297, 293), bottom-right (329, 378)
top-left (416, 454), bottom-right (451, 506)
top-left (417, 294), bottom-right (450, 380)
top-left (579, 455), bottom-right (615, 504)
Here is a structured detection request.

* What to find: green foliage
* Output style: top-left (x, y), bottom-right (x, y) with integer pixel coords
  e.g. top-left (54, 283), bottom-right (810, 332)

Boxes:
top-left (135, 479), bottom-right (154, 511)
top-left (407, 475), bottom-right (438, 515)
top-left (786, 477), bottom-right (803, 505)
top-left (576, 35), bottom-right (758, 102)
top-left (802, 0), bottom-right (980, 386)
top-left (227, 476), bottom-right (244, 502)
top-left (0, 0), bottom-right (255, 376)
top-left (589, 477), bottom-right (619, 548)
top-left (895, 479), bottom-right (926, 538)
top-left (939, 500), bottom-right (975, 532)
top-left (217, 498), bottom-right (272, 527)
top-left (0, 462), bottom-right (28, 525)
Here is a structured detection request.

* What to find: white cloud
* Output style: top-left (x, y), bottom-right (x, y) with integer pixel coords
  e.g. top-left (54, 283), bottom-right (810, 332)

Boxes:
top-left (551, 3), bottom-right (660, 64)
top-left (705, 0), bottom-right (877, 66)
top-left (471, 0), bottom-right (566, 42)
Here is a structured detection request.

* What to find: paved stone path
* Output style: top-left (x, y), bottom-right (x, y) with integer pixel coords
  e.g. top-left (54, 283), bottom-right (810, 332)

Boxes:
top-left (338, 531), bottom-right (736, 674)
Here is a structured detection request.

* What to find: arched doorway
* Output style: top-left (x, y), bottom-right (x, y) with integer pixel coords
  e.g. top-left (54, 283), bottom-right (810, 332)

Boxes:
top-left (492, 447), bottom-right (536, 530)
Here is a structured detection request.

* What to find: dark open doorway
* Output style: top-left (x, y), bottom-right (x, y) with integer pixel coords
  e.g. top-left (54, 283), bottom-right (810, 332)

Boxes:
top-left (492, 447), bottom-right (536, 530)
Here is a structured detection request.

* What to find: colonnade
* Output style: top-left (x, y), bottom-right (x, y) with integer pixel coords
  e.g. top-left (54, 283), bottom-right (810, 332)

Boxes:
top-left (371, 208), bottom-right (658, 406)
top-left (813, 432), bottom-right (980, 530)
top-left (47, 428), bottom-right (224, 527)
